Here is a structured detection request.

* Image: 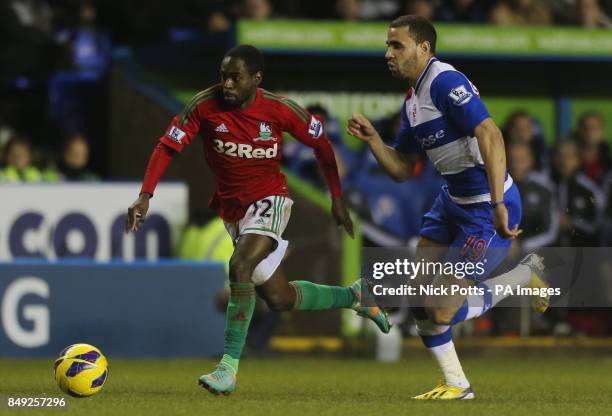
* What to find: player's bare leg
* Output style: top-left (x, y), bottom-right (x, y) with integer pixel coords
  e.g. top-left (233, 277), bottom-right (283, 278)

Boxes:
top-left (199, 233), bottom-right (274, 396)
top-left (255, 266), bottom-right (296, 312)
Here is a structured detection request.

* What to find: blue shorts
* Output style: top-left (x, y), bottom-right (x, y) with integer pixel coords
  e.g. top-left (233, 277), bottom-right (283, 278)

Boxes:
top-left (419, 184), bottom-right (522, 282)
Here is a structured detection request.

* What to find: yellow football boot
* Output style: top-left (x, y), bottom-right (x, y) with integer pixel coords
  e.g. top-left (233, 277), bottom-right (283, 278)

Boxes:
top-left (413, 380), bottom-right (474, 400)
top-left (520, 253), bottom-right (549, 313)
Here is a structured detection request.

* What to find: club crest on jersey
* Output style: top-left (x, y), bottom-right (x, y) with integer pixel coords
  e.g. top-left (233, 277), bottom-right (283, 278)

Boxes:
top-left (167, 126), bottom-right (186, 143)
top-left (254, 122), bottom-right (276, 142)
top-left (308, 116), bottom-right (323, 139)
top-left (448, 85), bottom-right (473, 106)
top-left (411, 104), bottom-right (417, 123)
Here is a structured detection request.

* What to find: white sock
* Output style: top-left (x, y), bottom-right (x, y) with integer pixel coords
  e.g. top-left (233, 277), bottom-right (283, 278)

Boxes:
top-left (417, 320), bottom-right (470, 388)
top-left (429, 340), bottom-right (470, 388)
top-left (482, 263), bottom-right (531, 305)
top-left (456, 264), bottom-right (532, 323)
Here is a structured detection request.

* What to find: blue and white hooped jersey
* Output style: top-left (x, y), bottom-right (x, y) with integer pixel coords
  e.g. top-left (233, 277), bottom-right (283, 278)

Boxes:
top-left (394, 57), bottom-right (512, 204)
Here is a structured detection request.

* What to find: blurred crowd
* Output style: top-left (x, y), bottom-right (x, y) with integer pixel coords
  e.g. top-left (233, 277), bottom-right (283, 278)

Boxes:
top-left (2, 0), bottom-right (611, 180)
top-left (3, 1), bottom-right (611, 56)
top-left (0, 132), bottom-right (98, 182)
top-left (199, 0), bottom-right (612, 29)
top-left (1, 0), bottom-right (110, 178)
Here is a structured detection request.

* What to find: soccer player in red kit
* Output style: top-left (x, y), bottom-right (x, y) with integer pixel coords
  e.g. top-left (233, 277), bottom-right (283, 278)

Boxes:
top-left (125, 45), bottom-right (390, 396)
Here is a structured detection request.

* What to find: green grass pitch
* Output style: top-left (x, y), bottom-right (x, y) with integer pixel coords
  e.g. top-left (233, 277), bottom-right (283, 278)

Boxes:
top-left (1, 353), bottom-right (611, 416)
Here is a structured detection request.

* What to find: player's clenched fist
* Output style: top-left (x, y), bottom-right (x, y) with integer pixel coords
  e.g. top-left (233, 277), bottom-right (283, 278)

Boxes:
top-left (125, 193), bottom-right (151, 233)
top-left (346, 113), bottom-right (380, 143)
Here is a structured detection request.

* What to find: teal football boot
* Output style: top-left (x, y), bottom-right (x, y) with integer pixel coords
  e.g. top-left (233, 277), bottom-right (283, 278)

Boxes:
top-left (198, 363), bottom-right (237, 396)
top-left (350, 279), bottom-right (391, 334)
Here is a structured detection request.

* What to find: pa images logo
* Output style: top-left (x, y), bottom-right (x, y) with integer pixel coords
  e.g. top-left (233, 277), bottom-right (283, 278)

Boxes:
top-left (448, 85), bottom-right (473, 106)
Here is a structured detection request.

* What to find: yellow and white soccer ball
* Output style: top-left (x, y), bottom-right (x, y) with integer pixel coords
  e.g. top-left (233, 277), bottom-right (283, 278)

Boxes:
top-left (54, 343), bottom-right (108, 397)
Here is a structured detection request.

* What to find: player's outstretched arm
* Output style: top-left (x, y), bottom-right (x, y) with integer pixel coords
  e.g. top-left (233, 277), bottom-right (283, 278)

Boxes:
top-left (312, 138), bottom-right (354, 238)
top-left (474, 117), bottom-right (522, 240)
top-left (125, 142), bottom-right (176, 233)
top-left (347, 113), bottom-right (416, 182)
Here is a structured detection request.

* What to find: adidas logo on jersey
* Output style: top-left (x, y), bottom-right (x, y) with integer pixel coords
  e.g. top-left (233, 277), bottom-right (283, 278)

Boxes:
top-left (215, 123), bottom-right (229, 133)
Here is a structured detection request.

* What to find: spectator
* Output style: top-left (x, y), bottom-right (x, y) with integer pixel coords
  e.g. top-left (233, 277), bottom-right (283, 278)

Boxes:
top-left (403, 0), bottom-right (436, 20)
top-left (435, 0), bottom-right (489, 23)
top-left (601, 170), bottom-right (612, 245)
top-left (360, 0), bottom-right (400, 20)
top-left (190, 1), bottom-right (232, 32)
top-left (0, 135), bottom-right (42, 182)
top-left (575, 0), bottom-right (612, 28)
top-left (283, 104), bottom-right (350, 186)
top-left (335, 0), bottom-right (362, 20)
top-left (574, 111), bottom-right (611, 184)
top-left (508, 142), bottom-right (559, 251)
top-left (207, 10), bottom-right (232, 32)
top-left (490, 0), bottom-right (552, 25)
top-left (60, 0), bottom-right (111, 74)
top-left (552, 0), bottom-right (612, 28)
top-left (0, 125), bottom-right (14, 163)
top-left (55, 134), bottom-right (98, 181)
top-left (236, 0), bottom-right (273, 20)
top-left (55, 0), bottom-right (111, 75)
top-left (551, 140), bottom-right (603, 246)
top-left (0, 0), bottom-right (59, 83)
top-left (503, 110), bottom-right (550, 172)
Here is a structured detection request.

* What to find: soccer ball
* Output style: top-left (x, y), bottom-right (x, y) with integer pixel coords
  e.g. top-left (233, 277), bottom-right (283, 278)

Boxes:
top-left (54, 343), bottom-right (108, 397)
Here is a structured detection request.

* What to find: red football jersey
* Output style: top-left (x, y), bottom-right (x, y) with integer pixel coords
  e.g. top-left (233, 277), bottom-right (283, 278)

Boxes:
top-left (158, 86), bottom-right (332, 222)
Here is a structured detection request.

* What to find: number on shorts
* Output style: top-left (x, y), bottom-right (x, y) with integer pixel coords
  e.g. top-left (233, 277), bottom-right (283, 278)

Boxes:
top-left (251, 199), bottom-right (273, 218)
top-left (461, 235), bottom-right (487, 261)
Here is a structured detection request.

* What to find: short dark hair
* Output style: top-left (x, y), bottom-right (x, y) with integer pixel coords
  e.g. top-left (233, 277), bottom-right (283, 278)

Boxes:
top-left (389, 15), bottom-right (437, 54)
top-left (224, 44), bottom-right (264, 74)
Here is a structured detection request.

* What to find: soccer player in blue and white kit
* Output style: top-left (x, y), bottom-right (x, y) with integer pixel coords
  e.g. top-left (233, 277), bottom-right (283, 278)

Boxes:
top-left (348, 15), bottom-right (550, 400)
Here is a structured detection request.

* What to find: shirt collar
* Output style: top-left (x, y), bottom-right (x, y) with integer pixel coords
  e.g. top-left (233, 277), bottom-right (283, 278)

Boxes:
top-left (414, 57), bottom-right (437, 94)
